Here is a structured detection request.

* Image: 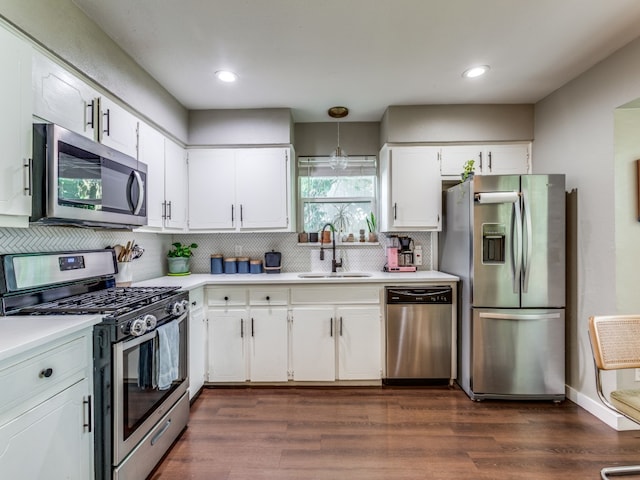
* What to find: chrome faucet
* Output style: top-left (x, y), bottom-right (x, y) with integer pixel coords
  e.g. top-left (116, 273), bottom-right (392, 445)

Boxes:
top-left (319, 223), bottom-right (343, 273)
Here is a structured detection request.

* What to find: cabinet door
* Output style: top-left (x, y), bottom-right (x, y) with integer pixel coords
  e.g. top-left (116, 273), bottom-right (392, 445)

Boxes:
top-left (337, 306), bottom-right (382, 380)
top-left (0, 379), bottom-right (92, 480)
top-left (483, 144), bottom-right (530, 175)
top-left (32, 50), bottom-right (97, 140)
top-left (163, 138), bottom-right (188, 231)
top-left (188, 306), bottom-right (207, 399)
top-left (440, 146), bottom-right (481, 177)
top-left (98, 96), bottom-right (139, 158)
top-left (249, 307), bottom-right (289, 382)
top-left (137, 122), bottom-right (165, 229)
top-left (236, 148), bottom-right (290, 230)
top-left (290, 307), bottom-right (335, 381)
top-left (187, 149), bottom-right (236, 230)
top-left (208, 309), bottom-right (247, 382)
top-left (0, 24), bottom-right (32, 223)
top-left (386, 147), bottom-right (441, 231)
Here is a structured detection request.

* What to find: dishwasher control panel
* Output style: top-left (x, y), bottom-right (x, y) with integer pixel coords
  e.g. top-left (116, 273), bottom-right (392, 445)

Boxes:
top-left (386, 287), bottom-right (452, 304)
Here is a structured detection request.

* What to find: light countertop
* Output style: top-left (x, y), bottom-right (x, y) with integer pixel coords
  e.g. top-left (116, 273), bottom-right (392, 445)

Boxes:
top-left (133, 270), bottom-right (459, 290)
top-left (0, 315), bottom-right (101, 363)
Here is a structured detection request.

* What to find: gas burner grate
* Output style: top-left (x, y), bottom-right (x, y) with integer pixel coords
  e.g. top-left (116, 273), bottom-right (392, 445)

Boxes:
top-left (20, 286), bottom-right (180, 316)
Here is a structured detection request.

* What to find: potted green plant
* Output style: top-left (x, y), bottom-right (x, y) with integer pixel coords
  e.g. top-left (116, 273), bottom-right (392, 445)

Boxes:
top-left (366, 212), bottom-right (378, 242)
top-left (167, 242), bottom-right (198, 275)
top-left (461, 159), bottom-right (475, 182)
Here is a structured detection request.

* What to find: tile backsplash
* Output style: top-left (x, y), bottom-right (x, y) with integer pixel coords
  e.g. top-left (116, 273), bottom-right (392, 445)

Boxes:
top-left (0, 226), bottom-right (433, 282)
top-left (178, 231), bottom-right (434, 274)
top-left (0, 226), bottom-right (166, 282)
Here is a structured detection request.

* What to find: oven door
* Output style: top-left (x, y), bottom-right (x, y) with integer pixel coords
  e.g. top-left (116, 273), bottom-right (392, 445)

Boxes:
top-left (112, 312), bottom-right (188, 466)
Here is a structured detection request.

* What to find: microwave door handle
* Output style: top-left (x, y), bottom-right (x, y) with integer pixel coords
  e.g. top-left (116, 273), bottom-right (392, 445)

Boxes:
top-left (522, 188), bottom-right (533, 293)
top-left (131, 171), bottom-right (144, 215)
top-left (512, 199), bottom-right (523, 294)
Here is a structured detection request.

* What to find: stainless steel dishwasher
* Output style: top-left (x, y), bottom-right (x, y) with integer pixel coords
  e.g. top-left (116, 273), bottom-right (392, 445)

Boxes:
top-left (384, 286), bottom-right (453, 385)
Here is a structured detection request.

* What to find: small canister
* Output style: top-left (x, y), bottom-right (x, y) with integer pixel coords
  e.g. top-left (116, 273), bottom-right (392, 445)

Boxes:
top-left (237, 257), bottom-right (250, 274)
top-left (210, 254), bottom-right (223, 274)
top-left (224, 257), bottom-right (237, 274)
top-left (250, 259), bottom-right (263, 274)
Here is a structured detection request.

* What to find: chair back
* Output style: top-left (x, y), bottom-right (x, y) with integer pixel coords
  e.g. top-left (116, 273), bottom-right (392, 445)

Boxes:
top-left (589, 315), bottom-right (640, 371)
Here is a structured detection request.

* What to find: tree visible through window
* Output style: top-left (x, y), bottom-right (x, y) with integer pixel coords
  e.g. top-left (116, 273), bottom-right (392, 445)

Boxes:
top-left (298, 156), bottom-right (377, 236)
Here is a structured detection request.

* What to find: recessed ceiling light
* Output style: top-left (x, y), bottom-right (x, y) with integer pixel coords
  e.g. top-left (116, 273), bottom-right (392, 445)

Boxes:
top-left (215, 70), bottom-right (238, 83)
top-left (462, 65), bottom-right (490, 78)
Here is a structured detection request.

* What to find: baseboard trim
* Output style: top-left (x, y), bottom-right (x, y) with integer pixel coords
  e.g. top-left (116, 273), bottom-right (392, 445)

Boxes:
top-left (566, 385), bottom-right (638, 431)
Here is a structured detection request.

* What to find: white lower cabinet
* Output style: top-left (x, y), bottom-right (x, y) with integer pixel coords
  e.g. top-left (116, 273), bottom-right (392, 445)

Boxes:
top-left (0, 328), bottom-right (94, 479)
top-left (248, 307), bottom-right (289, 381)
top-left (290, 286), bottom-right (382, 381)
top-left (188, 287), bottom-right (206, 399)
top-left (206, 287), bottom-right (289, 382)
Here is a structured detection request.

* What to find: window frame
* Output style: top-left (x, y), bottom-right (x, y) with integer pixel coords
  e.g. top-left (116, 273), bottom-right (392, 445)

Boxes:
top-left (296, 155), bottom-right (378, 235)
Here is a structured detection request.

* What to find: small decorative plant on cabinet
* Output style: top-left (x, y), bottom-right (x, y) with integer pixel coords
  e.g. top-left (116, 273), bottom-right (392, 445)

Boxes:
top-left (167, 242), bottom-right (198, 275)
top-left (461, 159), bottom-right (475, 182)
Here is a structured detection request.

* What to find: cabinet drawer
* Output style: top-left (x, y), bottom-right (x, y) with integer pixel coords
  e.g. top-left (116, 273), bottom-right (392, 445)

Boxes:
top-left (0, 335), bottom-right (89, 418)
top-left (249, 288), bottom-right (288, 306)
top-left (189, 287), bottom-right (204, 311)
top-left (291, 286), bottom-right (381, 305)
top-left (207, 287), bottom-right (247, 306)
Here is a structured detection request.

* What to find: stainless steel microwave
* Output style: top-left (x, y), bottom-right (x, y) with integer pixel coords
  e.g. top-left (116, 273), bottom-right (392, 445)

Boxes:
top-left (31, 124), bottom-right (147, 229)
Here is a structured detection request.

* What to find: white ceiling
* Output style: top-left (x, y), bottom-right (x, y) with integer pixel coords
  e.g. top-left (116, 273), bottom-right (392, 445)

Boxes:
top-left (71, 0), bottom-right (640, 123)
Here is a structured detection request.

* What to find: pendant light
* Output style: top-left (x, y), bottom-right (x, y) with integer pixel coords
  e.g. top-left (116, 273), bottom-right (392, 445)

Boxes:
top-left (328, 106), bottom-right (349, 170)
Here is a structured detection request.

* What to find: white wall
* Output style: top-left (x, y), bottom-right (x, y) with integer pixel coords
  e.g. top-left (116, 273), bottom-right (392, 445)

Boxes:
top-left (534, 35), bottom-right (640, 426)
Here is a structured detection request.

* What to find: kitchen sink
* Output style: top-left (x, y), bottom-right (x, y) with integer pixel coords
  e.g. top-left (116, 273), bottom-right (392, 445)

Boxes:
top-left (297, 272), bottom-right (372, 279)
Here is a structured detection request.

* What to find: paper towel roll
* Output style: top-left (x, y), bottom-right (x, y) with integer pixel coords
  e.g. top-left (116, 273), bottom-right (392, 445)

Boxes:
top-left (475, 191), bottom-right (520, 204)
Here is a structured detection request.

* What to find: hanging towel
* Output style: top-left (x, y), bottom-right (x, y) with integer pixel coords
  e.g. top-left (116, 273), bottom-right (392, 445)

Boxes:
top-left (137, 335), bottom-right (157, 389)
top-left (156, 320), bottom-right (180, 390)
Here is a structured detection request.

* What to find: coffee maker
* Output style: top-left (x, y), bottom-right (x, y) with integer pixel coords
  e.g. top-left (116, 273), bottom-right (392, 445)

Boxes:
top-left (384, 235), bottom-right (417, 272)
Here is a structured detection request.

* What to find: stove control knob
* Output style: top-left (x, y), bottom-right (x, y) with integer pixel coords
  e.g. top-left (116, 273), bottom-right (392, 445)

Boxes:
top-left (169, 300), bottom-right (187, 316)
top-left (129, 318), bottom-right (147, 337)
top-left (144, 314), bottom-right (157, 331)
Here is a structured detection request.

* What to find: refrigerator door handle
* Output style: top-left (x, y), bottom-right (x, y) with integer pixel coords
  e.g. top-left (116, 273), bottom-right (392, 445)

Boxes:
top-left (479, 312), bottom-right (562, 321)
top-left (512, 200), bottom-right (523, 294)
top-left (522, 188), bottom-right (533, 293)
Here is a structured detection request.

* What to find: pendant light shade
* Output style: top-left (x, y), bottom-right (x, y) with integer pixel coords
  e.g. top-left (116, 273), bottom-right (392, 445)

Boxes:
top-left (328, 106), bottom-right (349, 170)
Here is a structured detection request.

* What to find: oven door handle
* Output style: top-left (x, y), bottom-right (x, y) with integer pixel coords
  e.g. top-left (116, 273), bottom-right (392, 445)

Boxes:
top-left (120, 312), bottom-right (187, 350)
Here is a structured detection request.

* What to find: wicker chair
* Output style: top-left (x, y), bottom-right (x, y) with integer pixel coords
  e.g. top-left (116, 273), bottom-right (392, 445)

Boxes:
top-left (589, 315), bottom-right (640, 479)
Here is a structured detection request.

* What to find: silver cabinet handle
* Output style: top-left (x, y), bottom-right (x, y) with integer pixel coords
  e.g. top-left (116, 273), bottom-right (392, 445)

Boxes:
top-left (393, 203), bottom-right (397, 220)
top-left (251, 318), bottom-right (255, 337)
top-left (339, 317), bottom-right (343, 336)
top-left (240, 204), bottom-right (244, 225)
top-left (488, 151), bottom-right (492, 171)
top-left (240, 318), bottom-right (244, 338)
top-left (166, 200), bottom-right (172, 220)
top-left (151, 419), bottom-right (172, 446)
top-left (478, 151), bottom-right (483, 171)
top-left (231, 204), bottom-right (234, 223)
top-left (330, 317), bottom-right (333, 337)
top-left (83, 396), bottom-right (92, 432)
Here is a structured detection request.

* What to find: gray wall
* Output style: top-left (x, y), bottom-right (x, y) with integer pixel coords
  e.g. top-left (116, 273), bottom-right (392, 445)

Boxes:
top-left (380, 104), bottom-right (534, 145)
top-left (294, 122), bottom-right (381, 156)
top-left (0, 0), bottom-right (188, 142)
top-left (534, 35), bottom-right (640, 428)
top-left (189, 109), bottom-right (294, 146)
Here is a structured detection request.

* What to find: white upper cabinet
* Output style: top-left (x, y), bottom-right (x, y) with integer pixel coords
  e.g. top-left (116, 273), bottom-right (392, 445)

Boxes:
top-left (97, 96), bottom-right (139, 158)
top-left (163, 138), bottom-right (188, 231)
top-left (32, 51), bottom-right (98, 140)
top-left (379, 145), bottom-right (442, 232)
top-left (136, 122), bottom-right (187, 232)
top-left (187, 147), bottom-right (293, 232)
top-left (32, 50), bottom-right (138, 158)
top-left (440, 143), bottom-right (530, 177)
top-left (0, 24), bottom-right (33, 227)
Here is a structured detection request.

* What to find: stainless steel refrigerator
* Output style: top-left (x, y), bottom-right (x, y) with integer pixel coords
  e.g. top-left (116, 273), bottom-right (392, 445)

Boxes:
top-left (440, 174), bottom-right (565, 401)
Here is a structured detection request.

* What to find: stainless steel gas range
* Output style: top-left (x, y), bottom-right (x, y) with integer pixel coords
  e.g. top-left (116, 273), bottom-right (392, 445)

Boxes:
top-left (0, 249), bottom-right (190, 480)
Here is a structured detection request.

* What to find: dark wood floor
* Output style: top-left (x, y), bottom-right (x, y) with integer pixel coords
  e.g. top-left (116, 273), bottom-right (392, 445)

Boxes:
top-left (150, 386), bottom-right (640, 479)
